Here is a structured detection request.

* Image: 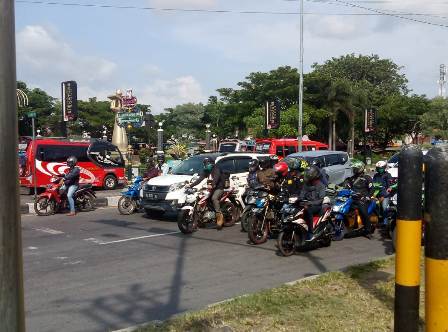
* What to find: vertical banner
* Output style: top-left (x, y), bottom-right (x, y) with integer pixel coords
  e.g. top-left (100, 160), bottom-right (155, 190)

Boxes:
top-left (62, 81), bottom-right (78, 122)
top-left (364, 109), bottom-right (377, 133)
top-left (265, 99), bottom-right (280, 130)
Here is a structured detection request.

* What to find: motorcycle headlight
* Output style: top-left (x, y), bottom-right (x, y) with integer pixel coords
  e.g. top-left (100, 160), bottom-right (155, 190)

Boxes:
top-left (169, 182), bottom-right (185, 192)
top-left (332, 204), bottom-right (342, 213)
top-left (256, 198), bottom-right (266, 208)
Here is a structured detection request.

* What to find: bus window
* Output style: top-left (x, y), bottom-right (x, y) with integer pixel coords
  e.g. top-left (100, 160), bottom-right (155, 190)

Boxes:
top-left (256, 143), bottom-right (271, 154)
top-left (88, 142), bottom-right (125, 167)
top-left (287, 145), bottom-right (297, 155)
top-left (37, 145), bottom-right (89, 162)
top-left (276, 146), bottom-right (284, 157)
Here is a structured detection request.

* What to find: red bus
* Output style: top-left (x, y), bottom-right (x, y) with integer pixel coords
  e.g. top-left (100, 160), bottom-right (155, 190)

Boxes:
top-left (19, 138), bottom-right (126, 191)
top-left (255, 138), bottom-right (328, 159)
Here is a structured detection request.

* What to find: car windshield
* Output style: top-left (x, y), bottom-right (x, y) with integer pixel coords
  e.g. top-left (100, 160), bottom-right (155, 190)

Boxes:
top-left (171, 157), bottom-right (205, 175)
top-left (219, 143), bottom-right (237, 152)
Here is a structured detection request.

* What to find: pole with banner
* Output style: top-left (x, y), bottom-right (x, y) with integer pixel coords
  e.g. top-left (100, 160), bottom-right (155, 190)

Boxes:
top-left (264, 99), bottom-right (280, 137)
top-left (28, 111), bottom-right (38, 199)
top-left (61, 80), bottom-right (78, 137)
top-left (364, 109), bottom-right (377, 164)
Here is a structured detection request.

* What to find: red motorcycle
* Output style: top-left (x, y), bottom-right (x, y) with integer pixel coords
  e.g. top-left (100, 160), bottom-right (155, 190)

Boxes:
top-left (34, 177), bottom-right (96, 216)
top-left (177, 186), bottom-right (242, 234)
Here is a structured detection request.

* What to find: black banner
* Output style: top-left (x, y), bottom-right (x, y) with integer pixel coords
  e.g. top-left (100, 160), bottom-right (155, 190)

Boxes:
top-left (62, 81), bottom-right (78, 122)
top-left (364, 109), bottom-right (377, 133)
top-left (265, 100), bottom-right (280, 130)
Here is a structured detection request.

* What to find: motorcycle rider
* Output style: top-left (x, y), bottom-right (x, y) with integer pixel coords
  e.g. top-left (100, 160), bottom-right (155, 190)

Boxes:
top-left (247, 159), bottom-right (260, 189)
top-left (311, 158), bottom-right (329, 187)
top-left (285, 158), bottom-right (308, 195)
top-left (143, 159), bottom-right (160, 180)
top-left (299, 166), bottom-right (326, 241)
top-left (345, 160), bottom-right (373, 239)
top-left (189, 157), bottom-right (227, 230)
top-left (256, 158), bottom-right (278, 192)
top-left (61, 156), bottom-right (80, 216)
top-left (373, 160), bottom-right (393, 222)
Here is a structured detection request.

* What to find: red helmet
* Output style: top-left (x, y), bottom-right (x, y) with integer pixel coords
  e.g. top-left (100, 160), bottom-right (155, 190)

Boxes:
top-left (274, 161), bottom-right (289, 177)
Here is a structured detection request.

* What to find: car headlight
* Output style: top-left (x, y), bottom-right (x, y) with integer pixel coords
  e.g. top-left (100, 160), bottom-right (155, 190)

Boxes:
top-left (169, 182), bottom-right (185, 192)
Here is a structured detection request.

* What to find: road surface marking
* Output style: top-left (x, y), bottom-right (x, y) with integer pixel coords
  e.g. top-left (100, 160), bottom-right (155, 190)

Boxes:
top-left (84, 237), bottom-right (106, 245)
top-left (33, 227), bottom-right (64, 235)
top-left (99, 231), bottom-right (181, 245)
top-left (27, 246), bottom-right (38, 250)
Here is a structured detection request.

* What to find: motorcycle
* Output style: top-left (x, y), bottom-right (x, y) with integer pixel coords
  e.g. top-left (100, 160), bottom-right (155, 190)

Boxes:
top-left (240, 186), bottom-right (262, 232)
top-left (118, 176), bottom-right (145, 215)
top-left (177, 186), bottom-right (242, 234)
top-left (247, 187), bottom-right (288, 245)
top-left (34, 177), bottom-right (96, 216)
top-left (331, 189), bottom-right (379, 240)
top-left (277, 197), bottom-right (333, 256)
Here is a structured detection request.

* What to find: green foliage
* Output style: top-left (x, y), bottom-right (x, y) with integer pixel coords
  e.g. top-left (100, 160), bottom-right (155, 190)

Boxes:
top-left (421, 97), bottom-right (448, 139)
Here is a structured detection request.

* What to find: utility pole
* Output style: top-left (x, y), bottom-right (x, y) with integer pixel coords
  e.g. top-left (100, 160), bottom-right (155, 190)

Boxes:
top-left (438, 64), bottom-right (447, 98)
top-left (0, 1), bottom-right (26, 331)
top-left (297, 0), bottom-right (304, 152)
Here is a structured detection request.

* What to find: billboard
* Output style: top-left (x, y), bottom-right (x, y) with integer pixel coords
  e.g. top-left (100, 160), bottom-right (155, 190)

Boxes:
top-left (265, 100), bottom-right (280, 130)
top-left (364, 109), bottom-right (377, 133)
top-left (62, 81), bottom-right (78, 122)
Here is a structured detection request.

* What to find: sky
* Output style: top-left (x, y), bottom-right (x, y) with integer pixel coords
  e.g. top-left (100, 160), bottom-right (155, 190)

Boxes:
top-left (15, 0), bottom-right (448, 114)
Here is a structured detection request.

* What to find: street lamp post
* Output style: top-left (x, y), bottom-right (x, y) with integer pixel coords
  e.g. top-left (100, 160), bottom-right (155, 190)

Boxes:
top-left (298, 0), bottom-right (304, 152)
top-left (205, 124), bottom-right (211, 152)
top-left (127, 124), bottom-right (132, 181)
top-left (157, 122), bottom-right (164, 154)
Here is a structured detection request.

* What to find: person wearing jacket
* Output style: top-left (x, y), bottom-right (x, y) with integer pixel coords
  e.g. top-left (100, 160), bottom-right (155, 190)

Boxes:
top-left (143, 159), bottom-right (160, 180)
top-left (285, 158), bottom-right (309, 196)
top-left (256, 158), bottom-right (277, 192)
top-left (299, 166), bottom-right (326, 241)
top-left (189, 157), bottom-right (227, 230)
top-left (372, 160), bottom-right (393, 221)
top-left (62, 156), bottom-right (80, 216)
top-left (345, 160), bottom-right (373, 239)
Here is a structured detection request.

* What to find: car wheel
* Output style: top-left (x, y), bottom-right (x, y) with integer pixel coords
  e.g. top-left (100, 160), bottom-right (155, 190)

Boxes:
top-left (103, 175), bottom-right (117, 190)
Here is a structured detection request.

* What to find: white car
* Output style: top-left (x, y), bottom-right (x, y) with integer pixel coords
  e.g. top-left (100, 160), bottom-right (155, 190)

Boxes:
top-left (387, 150), bottom-right (428, 178)
top-left (142, 152), bottom-right (276, 216)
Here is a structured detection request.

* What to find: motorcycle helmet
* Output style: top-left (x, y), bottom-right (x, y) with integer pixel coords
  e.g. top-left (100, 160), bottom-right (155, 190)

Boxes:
top-left (248, 159), bottom-right (259, 173)
top-left (286, 158), bottom-right (309, 172)
top-left (375, 160), bottom-right (387, 174)
top-left (274, 161), bottom-right (289, 177)
top-left (311, 158), bottom-right (323, 169)
top-left (203, 157), bottom-right (214, 172)
top-left (259, 158), bottom-right (271, 170)
top-left (351, 159), bottom-right (365, 176)
top-left (304, 165), bottom-right (320, 183)
top-left (67, 156), bottom-right (77, 168)
top-left (156, 153), bottom-right (165, 164)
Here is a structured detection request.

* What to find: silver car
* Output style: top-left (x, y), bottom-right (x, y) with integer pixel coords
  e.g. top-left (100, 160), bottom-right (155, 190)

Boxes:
top-left (286, 150), bottom-right (353, 185)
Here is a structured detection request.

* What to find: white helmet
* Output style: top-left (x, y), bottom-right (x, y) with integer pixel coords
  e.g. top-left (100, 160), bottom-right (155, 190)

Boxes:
top-left (376, 160), bottom-right (387, 173)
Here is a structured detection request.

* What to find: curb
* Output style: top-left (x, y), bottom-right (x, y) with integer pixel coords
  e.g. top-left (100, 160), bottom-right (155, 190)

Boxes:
top-left (20, 195), bottom-right (121, 215)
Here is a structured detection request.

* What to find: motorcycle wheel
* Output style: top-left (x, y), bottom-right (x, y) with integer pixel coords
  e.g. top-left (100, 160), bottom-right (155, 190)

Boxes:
top-left (34, 197), bottom-right (56, 216)
top-left (277, 229), bottom-right (298, 256)
top-left (240, 209), bottom-right (251, 232)
top-left (221, 201), bottom-right (239, 227)
top-left (78, 193), bottom-right (95, 212)
top-left (118, 196), bottom-right (136, 215)
top-left (177, 209), bottom-right (195, 234)
top-left (321, 236), bottom-right (332, 247)
top-left (248, 214), bottom-right (269, 244)
top-left (332, 221), bottom-right (346, 241)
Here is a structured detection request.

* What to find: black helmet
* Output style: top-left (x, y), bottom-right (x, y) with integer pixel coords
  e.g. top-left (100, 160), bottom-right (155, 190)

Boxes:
top-left (157, 153), bottom-right (165, 163)
top-left (304, 165), bottom-right (320, 183)
top-left (311, 158), bottom-right (323, 169)
top-left (286, 158), bottom-right (309, 172)
top-left (248, 159), bottom-right (259, 172)
top-left (259, 158), bottom-right (271, 170)
top-left (67, 156), bottom-right (77, 168)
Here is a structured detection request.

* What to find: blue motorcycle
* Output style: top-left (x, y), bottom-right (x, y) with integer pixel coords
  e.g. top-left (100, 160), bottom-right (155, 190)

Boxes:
top-left (118, 176), bottom-right (144, 215)
top-left (331, 189), bottom-right (379, 240)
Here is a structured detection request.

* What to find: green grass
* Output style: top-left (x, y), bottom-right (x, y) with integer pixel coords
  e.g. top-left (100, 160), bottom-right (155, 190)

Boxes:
top-left (137, 257), bottom-right (426, 332)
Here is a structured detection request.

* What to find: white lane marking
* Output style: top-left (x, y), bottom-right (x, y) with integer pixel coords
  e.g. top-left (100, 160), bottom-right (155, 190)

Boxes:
top-left (33, 227), bottom-right (64, 235)
top-left (55, 256), bottom-right (68, 260)
top-left (27, 246), bottom-right (38, 250)
top-left (84, 237), bottom-right (106, 245)
top-left (63, 260), bottom-right (83, 265)
top-left (99, 231), bottom-right (181, 245)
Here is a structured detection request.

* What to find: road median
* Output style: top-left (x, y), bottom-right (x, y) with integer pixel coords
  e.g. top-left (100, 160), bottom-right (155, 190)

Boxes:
top-left (129, 257), bottom-right (425, 332)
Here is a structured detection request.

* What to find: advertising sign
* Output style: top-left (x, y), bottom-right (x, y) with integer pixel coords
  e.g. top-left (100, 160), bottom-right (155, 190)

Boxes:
top-left (265, 100), bottom-right (280, 130)
top-left (364, 109), bottom-right (377, 133)
top-left (117, 108), bottom-right (143, 128)
top-left (121, 89), bottom-right (137, 109)
top-left (62, 81), bottom-right (78, 121)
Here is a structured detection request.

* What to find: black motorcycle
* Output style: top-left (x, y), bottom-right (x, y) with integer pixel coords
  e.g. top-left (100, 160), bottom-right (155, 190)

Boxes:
top-left (240, 186), bottom-right (262, 232)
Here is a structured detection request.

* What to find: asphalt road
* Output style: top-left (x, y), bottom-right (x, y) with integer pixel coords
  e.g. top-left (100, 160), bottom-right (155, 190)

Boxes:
top-left (22, 207), bottom-right (394, 332)
top-left (20, 188), bottom-right (123, 205)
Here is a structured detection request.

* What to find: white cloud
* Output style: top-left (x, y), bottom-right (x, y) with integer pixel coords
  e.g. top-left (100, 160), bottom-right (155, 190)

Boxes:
top-left (17, 25), bottom-right (117, 98)
top-left (141, 76), bottom-right (205, 114)
top-left (308, 16), bottom-right (365, 39)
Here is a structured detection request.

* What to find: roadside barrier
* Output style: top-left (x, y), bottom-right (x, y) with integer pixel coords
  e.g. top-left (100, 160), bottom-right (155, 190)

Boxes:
top-left (424, 146), bottom-right (448, 332)
top-left (394, 145), bottom-right (423, 332)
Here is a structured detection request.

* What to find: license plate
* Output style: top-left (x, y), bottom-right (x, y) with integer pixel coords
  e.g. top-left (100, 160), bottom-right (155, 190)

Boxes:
top-left (146, 193), bottom-right (158, 200)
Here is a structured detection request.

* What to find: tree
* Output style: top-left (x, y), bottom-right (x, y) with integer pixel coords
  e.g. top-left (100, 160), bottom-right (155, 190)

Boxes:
top-left (421, 97), bottom-right (448, 139)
